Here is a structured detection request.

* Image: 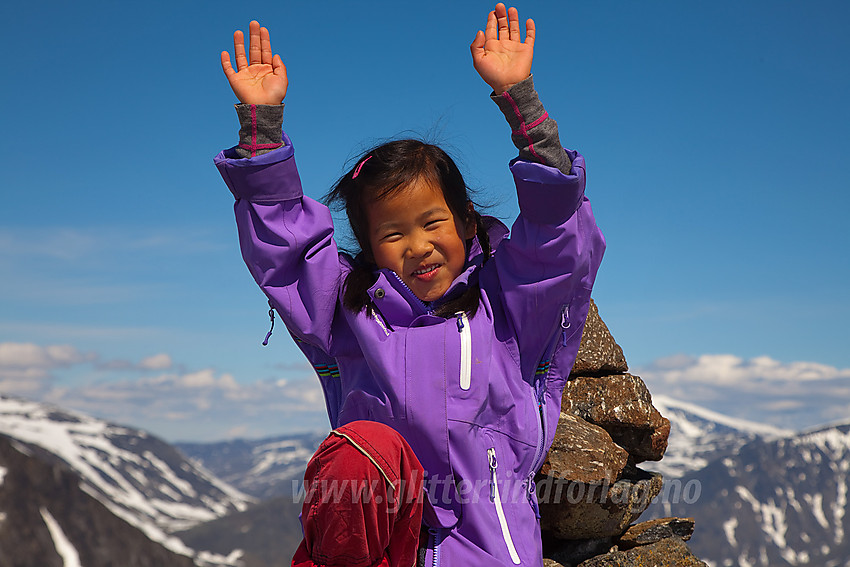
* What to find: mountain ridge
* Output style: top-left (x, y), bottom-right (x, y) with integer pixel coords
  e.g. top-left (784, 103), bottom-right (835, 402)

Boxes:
top-left (0, 394), bottom-right (253, 566)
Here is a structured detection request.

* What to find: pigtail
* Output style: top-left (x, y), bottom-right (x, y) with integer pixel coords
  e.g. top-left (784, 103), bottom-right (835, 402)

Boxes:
top-left (473, 210), bottom-right (492, 264)
top-left (342, 254), bottom-right (379, 315)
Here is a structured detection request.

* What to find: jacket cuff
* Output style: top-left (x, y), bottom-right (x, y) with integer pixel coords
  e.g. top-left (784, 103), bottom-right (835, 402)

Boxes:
top-left (510, 149), bottom-right (585, 225)
top-left (234, 104), bottom-right (285, 158)
top-left (491, 76), bottom-right (572, 174)
top-left (214, 132), bottom-right (303, 203)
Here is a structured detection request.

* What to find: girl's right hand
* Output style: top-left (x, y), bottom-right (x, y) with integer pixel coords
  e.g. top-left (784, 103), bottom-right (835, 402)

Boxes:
top-left (221, 21), bottom-right (288, 105)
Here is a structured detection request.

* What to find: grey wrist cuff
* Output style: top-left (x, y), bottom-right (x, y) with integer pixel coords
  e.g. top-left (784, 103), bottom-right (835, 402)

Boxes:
top-left (491, 76), bottom-right (571, 174)
top-left (234, 104), bottom-right (285, 159)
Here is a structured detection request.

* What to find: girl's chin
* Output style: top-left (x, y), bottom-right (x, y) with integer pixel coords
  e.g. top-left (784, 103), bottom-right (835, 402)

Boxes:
top-left (411, 283), bottom-right (448, 304)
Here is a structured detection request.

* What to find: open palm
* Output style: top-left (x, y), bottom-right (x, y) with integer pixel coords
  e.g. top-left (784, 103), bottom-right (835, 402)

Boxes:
top-left (221, 21), bottom-right (288, 105)
top-left (471, 4), bottom-right (535, 95)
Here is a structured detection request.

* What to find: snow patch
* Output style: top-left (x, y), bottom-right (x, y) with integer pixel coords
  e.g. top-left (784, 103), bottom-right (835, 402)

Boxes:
top-left (723, 516), bottom-right (738, 547)
top-left (804, 493), bottom-right (830, 530)
top-left (652, 395), bottom-right (793, 437)
top-left (834, 471), bottom-right (847, 544)
top-left (41, 507), bottom-right (82, 567)
top-left (0, 395), bottom-right (253, 565)
top-left (195, 549), bottom-right (246, 567)
top-left (734, 486), bottom-right (788, 549)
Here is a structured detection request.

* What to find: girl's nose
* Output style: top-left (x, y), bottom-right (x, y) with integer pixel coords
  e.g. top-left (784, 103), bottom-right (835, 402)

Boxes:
top-left (408, 234), bottom-right (434, 257)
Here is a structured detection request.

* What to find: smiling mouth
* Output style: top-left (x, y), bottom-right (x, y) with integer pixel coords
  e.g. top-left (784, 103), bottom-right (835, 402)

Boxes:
top-left (411, 264), bottom-right (441, 280)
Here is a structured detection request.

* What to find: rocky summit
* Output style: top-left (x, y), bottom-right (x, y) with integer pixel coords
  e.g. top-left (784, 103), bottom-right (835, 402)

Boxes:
top-left (538, 299), bottom-right (706, 566)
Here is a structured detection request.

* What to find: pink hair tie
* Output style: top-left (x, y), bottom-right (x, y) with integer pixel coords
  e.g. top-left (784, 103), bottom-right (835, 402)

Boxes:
top-left (352, 155), bottom-right (372, 179)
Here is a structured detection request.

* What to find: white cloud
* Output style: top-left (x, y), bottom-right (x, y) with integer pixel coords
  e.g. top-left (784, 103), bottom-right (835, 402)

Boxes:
top-left (138, 353), bottom-right (172, 370)
top-left (178, 369), bottom-right (218, 389)
top-left (26, 358), bottom-right (329, 441)
top-left (635, 354), bottom-right (850, 431)
top-left (224, 425), bottom-right (249, 439)
top-left (0, 343), bottom-right (97, 395)
top-left (0, 343), bottom-right (93, 369)
top-left (642, 354), bottom-right (850, 385)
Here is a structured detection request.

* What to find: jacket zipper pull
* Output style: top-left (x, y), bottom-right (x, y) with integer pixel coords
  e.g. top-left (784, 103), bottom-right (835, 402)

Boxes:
top-left (262, 301), bottom-right (275, 346)
top-left (456, 313), bottom-right (464, 332)
top-left (487, 447), bottom-right (498, 501)
top-left (527, 477), bottom-right (541, 519)
top-left (560, 304), bottom-right (571, 347)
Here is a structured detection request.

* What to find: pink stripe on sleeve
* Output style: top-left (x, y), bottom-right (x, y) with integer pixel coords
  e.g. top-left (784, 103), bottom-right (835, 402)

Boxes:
top-left (527, 111), bottom-right (549, 130)
top-left (250, 105), bottom-right (258, 157)
top-left (501, 91), bottom-right (544, 163)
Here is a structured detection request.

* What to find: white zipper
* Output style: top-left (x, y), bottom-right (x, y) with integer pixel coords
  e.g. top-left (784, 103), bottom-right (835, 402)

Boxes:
top-left (428, 528), bottom-right (441, 567)
top-left (487, 447), bottom-right (521, 564)
top-left (457, 313), bottom-right (471, 390)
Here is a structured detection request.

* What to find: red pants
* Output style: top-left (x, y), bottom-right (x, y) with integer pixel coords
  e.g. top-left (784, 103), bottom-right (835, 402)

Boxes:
top-left (291, 421), bottom-right (425, 567)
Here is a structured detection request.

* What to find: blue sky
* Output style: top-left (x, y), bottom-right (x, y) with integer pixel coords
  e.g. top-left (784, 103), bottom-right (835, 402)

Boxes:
top-left (1, 0), bottom-right (848, 441)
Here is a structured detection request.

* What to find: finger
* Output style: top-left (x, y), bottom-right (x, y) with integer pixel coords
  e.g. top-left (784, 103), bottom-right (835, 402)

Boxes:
top-left (221, 51), bottom-right (236, 79)
top-left (484, 10), bottom-right (497, 42)
top-left (525, 18), bottom-right (535, 47)
top-left (249, 20), bottom-right (262, 65)
top-left (233, 30), bottom-right (248, 70)
top-left (260, 26), bottom-right (272, 65)
top-left (470, 30), bottom-right (485, 59)
top-left (495, 3), bottom-right (509, 40)
top-left (508, 7), bottom-right (520, 41)
top-left (272, 53), bottom-right (287, 77)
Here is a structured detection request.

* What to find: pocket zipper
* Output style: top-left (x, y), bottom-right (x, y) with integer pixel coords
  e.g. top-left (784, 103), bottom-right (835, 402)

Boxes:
top-left (487, 447), bottom-right (521, 564)
top-left (456, 313), bottom-right (471, 391)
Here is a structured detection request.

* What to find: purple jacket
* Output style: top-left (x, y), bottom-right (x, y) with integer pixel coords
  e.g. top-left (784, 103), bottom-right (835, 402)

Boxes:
top-left (215, 134), bottom-right (605, 566)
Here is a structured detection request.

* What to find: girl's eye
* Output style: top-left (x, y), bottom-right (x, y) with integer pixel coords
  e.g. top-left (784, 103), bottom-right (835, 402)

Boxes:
top-left (425, 219), bottom-right (447, 228)
top-left (381, 232), bottom-right (403, 241)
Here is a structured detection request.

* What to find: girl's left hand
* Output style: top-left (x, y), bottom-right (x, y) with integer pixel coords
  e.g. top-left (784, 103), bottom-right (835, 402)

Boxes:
top-left (221, 20), bottom-right (288, 105)
top-left (470, 3), bottom-right (534, 95)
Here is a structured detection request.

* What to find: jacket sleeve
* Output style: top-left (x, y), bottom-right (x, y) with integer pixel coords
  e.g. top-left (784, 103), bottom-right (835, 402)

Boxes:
top-left (214, 133), bottom-right (345, 355)
top-left (489, 153), bottom-right (606, 381)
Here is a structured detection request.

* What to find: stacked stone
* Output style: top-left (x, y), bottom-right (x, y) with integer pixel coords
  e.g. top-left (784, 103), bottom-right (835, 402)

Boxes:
top-left (539, 300), bottom-right (706, 567)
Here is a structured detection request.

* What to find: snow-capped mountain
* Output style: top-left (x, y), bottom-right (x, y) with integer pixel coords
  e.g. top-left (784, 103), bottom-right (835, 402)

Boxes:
top-left (648, 420), bottom-right (850, 566)
top-left (645, 394), bottom-right (792, 479)
top-left (177, 431), bottom-right (326, 499)
top-left (0, 433), bottom-right (196, 567)
top-left (0, 395), bottom-right (253, 565)
top-left (175, 494), bottom-right (305, 567)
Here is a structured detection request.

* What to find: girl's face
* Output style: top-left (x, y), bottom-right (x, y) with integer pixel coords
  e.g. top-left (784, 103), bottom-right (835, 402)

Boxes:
top-left (366, 177), bottom-right (476, 303)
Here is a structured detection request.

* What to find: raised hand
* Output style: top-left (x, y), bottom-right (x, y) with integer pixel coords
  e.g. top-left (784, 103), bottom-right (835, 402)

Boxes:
top-left (470, 4), bottom-right (534, 95)
top-left (221, 21), bottom-right (288, 105)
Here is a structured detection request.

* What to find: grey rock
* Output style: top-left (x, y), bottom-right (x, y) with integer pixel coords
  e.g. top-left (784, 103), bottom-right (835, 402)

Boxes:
top-left (539, 413), bottom-right (629, 485)
top-left (577, 536), bottom-right (708, 567)
top-left (562, 374), bottom-right (669, 462)
top-left (570, 299), bottom-right (628, 376)
top-left (543, 537), bottom-right (615, 567)
top-left (617, 517), bottom-right (694, 549)
top-left (538, 467), bottom-right (663, 540)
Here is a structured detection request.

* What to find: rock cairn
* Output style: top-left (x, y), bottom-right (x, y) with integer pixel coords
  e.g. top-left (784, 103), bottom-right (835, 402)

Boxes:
top-left (539, 300), bottom-right (707, 566)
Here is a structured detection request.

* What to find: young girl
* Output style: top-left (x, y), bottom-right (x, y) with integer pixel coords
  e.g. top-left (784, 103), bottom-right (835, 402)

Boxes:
top-left (215, 5), bottom-right (605, 566)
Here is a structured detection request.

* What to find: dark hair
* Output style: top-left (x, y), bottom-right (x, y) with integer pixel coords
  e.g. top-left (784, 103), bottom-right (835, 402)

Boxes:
top-left (324, 139), bottom-right (491, 319)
